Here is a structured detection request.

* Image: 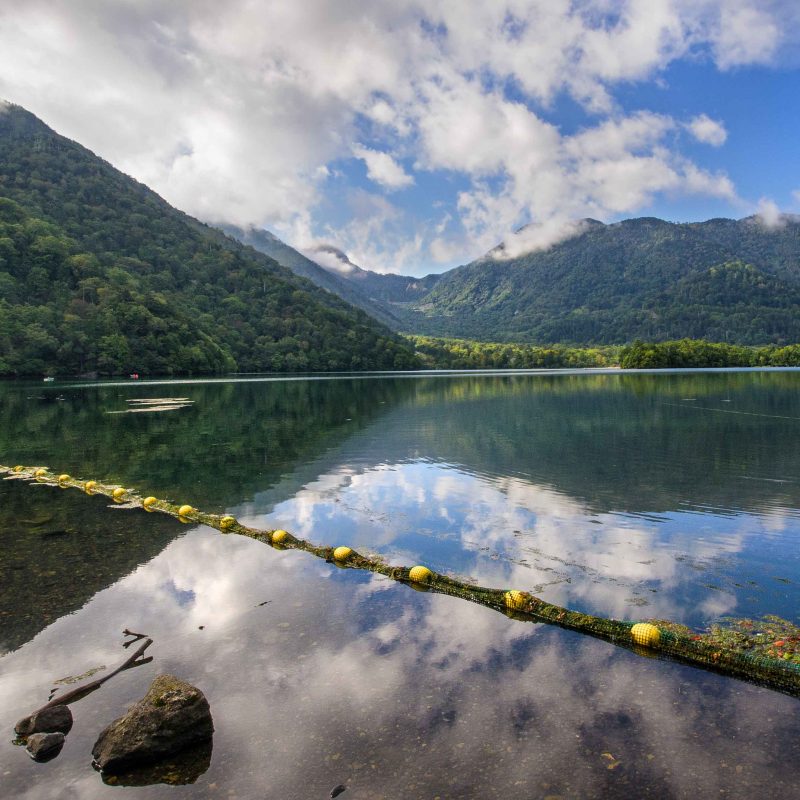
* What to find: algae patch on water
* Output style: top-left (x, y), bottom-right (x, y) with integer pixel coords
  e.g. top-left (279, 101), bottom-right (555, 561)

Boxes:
top-left (705, 616), bottom-right (800, 664)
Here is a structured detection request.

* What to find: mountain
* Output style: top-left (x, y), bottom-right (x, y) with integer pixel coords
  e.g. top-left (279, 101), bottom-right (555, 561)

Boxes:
top-left (223, 227), bottom-right (441, 323)
top-left (0, 104), bottom-right (418, 376)
top-left (307, 245), bottom-right (442, 305)
top-left (221, 225), bottom-right (405, 328)
top-left (306, 243), bottom-right (362, 275)
top-left (323, 216), bottom-right (800, 345)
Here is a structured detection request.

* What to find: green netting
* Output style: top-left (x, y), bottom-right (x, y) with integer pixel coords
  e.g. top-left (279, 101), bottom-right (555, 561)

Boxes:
top-left (5, 463), bottom-right (800, 697)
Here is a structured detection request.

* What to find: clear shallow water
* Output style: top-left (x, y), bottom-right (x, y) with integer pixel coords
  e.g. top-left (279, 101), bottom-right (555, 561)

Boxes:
top-left (2, 370), bottom-right (800, 798)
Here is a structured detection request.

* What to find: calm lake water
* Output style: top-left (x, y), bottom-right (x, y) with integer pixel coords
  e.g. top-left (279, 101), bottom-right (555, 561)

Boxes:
top-left (2, 369), bottom-right (800, 799)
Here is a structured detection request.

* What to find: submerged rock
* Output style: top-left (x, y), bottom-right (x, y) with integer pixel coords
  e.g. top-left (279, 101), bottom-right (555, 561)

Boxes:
top-left (98, 739), bottom-right (213, 787)
top-left (15, 704), bottom-right (73, 736)
top-left (26, 732), bottom-right (65, 761)
top-left (92, 674), bottom-right (213, 774)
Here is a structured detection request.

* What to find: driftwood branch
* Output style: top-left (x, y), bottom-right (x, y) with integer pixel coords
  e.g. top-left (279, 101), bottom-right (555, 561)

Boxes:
top-left (122, 628), bottom-right (149, 648)
top-left (15, 638), bottom-right (153, 734)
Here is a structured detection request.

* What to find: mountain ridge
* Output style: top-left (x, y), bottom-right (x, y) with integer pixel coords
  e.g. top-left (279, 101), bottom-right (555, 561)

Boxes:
top-left (271, 213), bottom-right (800, 345)
top-left (220, 224), bottom-right (406, 328)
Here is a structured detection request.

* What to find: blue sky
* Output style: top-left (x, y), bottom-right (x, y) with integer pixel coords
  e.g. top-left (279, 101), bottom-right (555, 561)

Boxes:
top-left (630, 60), bottom-right (800, 221)
top-left (1, 1), bottom-right (799, 275)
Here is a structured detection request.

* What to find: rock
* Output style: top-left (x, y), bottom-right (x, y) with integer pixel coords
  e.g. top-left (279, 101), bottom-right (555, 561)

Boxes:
top-left (26, 732), bottom-right (65, 761)
top-left (99, 740), bottom-right (213, 787)
top-left (15, 704), bottom-right (73, 736)
top-left (92, 674), bottom-right (213, 773)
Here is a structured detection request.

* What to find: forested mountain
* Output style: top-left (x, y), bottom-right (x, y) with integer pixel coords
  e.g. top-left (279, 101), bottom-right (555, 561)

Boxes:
top-left (225, 226), bottom-right (440, 317)
top-left (402, 217), bottom-right (800, 344)
top-left (221, 224), bottom-right (404, 328)
top-left (0, 104), bottom-right (418, 377)
top-left (306, 245), bottom-right (442, 305)
top-left (305, 216), bottom-right (800, 345)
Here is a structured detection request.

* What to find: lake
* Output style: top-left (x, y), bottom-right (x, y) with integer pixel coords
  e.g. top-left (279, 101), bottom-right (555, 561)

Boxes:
top-left (2, 369), bottom-right (800, 799)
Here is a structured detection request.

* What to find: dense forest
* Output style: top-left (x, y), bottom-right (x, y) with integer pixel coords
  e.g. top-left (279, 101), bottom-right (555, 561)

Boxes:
top-left (619, 339), bottom-right (800, 369)
top-left (0, 105), bottom-right (419, 377)
top-left (408, 335), bottom-right (617, 368)
top-left (408, 335), bottom-right (800, 370)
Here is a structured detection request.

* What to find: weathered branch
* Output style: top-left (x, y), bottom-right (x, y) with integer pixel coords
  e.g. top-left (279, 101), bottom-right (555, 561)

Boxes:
top-left (15, 638), bottom-right (153, 735)
top-left (122, 629), bottom-right (149, 648)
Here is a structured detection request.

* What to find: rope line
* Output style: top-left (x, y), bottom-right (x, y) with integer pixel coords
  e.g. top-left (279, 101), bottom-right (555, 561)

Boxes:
top-left (4, 463), bottom-right (800, 698)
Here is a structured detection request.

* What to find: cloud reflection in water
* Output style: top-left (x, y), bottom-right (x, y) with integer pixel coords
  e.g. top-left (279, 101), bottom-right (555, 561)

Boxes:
top-left (248, 460), bottom-right (780, 627)
top-left (1, 528), bottom-right (799, 799)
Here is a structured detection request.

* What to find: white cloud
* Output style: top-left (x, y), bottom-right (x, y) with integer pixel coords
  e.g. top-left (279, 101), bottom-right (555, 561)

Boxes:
top-left (681, 161), bottom-right (736, 197)
top-left (430, 235), bottom-right (466, 265)
top-left (710, 3), bottom-right (780, 69)
top-left (491, 219), bottom-right (595, 260)
top-left (0, 0), bottom-right (791, 271)
top-left (686, 113), bottom-right (728, 146)
top-left (314, 189), bottom-right (424, 274)
top-left (352, 144), bottom-right (414, 190)
top-left (755, 196), bottom-right (785, 227)
top-left (429, 109), bottom-right (736, 258)
top-left (304, 244), bottom-right (358, 274)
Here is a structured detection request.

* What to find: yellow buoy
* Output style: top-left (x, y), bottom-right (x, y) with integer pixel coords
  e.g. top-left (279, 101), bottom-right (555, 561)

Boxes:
top-left (219, 515), bottom-right (236, 530)
top-left (631, 622), bottom-right (661, 648)
top-left (271, 529), bottom-right (289, 544)
top-left (142, 496), bottom-right (157, 511)
top-left (409, 565), bottom-right (433, 584)
top-left (34, 468), bottom-right (48, 479)
top-left (333, 546), bottom-right (353, 561)
top-left (504, 590), bottom-right (529, 611)
top-left (84, 480), bottom-right (97, 494)
top-left (57, 473), bottom-right (70, 484)
top-left (13, 465), bottom-right (24, 472)
top-left (178, 505), bottom-right (194, 518)
top-left (112, 487), bottom-right (127, 501)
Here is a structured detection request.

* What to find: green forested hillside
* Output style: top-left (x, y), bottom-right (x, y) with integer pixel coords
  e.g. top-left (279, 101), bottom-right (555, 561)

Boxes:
top-left (0, 105), bottom-right (418, 376)
top-left (392, 217), bottom-right (800, 344)
top-left (618, 338), bottom-right (800, 368)
top-left (408, 335), bottom-right (617, 369)
top-left (222, 224), bottom-right (405, 329)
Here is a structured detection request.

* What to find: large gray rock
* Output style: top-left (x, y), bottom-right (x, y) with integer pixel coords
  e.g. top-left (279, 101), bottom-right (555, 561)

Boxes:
top-left (26, 732), bottom-right (65, 761)
top-left (16, 704), bottom-right (73, 736)
top-left (92, 675), bottom-right (213, 774)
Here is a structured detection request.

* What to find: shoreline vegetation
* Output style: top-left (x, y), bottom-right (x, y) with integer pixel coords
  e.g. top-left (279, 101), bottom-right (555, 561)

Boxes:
top-left (410, 336), bottom-right (800, 371)
top-left (5, 336), bottom-right (800, 379)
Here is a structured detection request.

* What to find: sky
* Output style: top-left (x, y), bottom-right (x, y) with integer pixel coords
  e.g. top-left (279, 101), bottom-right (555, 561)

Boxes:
top-left (0, 1), bottom-right (799, 276)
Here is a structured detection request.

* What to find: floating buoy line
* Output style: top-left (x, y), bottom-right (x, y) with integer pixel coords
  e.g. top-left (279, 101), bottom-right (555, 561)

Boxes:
top-left (4, 463), bottom-right (800, 698)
